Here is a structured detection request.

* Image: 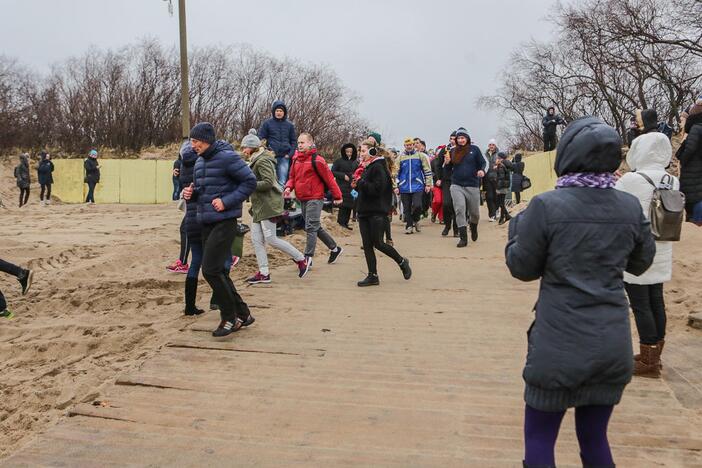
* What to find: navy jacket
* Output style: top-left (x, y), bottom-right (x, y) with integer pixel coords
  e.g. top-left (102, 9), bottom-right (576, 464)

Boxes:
top-left (258, 100), bottom-right (297, 158)
top-left (192, 140), bottom-right (257, 225)
top-left (37, 158), bottom-right (54, 185)
top-left (505, 117), bottom-right (656, 411)
top-left (178, 142), bottom-right (201, 239)
top-left (448, 144), bottom-right (488, 188)
top-left (678, 112), bottom-right (702, 206)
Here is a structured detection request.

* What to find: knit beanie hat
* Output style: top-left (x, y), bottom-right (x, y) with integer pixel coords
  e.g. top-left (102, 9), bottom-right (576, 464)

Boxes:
top-left (368, 131), bottom-right (382, 144)
top-left (488, 138), bottom-right (497, 146)
top-left (189, 122), bottom-right (216, 144)
top-left (497, 151), bottom-right (508, 159)
top-left (455, 127), bottom-right (470, 142)
top-left (403, 137), bottom-right (414, 145)
top-left (450, 131), bottom-right (457, 137)
top-left (89, 149), bottom-right (98, 158)
top-left (241, 129), bottom-right (261, 149)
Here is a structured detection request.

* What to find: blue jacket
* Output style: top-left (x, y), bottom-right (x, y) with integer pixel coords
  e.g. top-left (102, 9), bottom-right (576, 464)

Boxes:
top-left (178, 142), bottom-right (201, 239)
top-left (449, 144), bottom-right (488, 188)
top-left (192, 140), bottom-right (257, 225)
top-left (397, 151), bottom-right (433, 194)
top-left (37, 158), bottom-right (54, 185)
top-left (258, 100), bottom-right (297, 158)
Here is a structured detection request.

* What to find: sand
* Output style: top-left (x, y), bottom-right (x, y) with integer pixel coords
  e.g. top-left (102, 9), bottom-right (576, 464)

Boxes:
top-left (1, 155), bottom-right (701, 464)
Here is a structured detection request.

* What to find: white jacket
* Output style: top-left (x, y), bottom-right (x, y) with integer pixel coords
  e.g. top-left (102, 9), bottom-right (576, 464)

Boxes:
top-left (616, 133), bottom-right (679, 285)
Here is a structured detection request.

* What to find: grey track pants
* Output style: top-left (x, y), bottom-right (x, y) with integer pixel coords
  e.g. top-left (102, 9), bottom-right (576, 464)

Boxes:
top-left (450, 185), bottom-right (481, 228)
top-left (301, 199), bottom-right (337, 257)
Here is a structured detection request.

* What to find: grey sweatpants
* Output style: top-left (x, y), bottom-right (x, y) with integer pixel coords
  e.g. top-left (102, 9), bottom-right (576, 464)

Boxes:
top-left (301, 199), bottom-right (337, 257)
top-left (251, 218), bottom-right (305, 275)
top-left (450, 185), bottom-right (481, 228)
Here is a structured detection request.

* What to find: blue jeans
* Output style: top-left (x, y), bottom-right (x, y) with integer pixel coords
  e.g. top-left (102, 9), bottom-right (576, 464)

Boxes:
top-left (276, 156), bottom-right (290, 187)
top-left (186, 239), bottom-right (203, 279)
top-left (86, 182), bottom-right (96, 203)
top-left (172, 176), bottom-right (181, 201)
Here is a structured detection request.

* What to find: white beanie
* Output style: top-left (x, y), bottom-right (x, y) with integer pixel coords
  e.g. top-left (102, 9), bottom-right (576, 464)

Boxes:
top-left (241, 129), bottom-right (261, 149)
top-left (489, 139), bottom-right (497, 146)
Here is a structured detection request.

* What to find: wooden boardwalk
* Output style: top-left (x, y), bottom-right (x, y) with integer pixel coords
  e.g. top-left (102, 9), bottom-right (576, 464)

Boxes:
top-left (5, 219), bottom-right (702, 467)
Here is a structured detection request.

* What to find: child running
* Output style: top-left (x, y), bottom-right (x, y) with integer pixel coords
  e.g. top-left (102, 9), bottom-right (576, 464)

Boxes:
top-left (240, 129), bottom-right (310, 283)
top-left (506, 117), bottom-right (655, 467)
top-left (284, 133), bottom-right (344, 268)
top-left (353, 139), bottom-right (412, 287)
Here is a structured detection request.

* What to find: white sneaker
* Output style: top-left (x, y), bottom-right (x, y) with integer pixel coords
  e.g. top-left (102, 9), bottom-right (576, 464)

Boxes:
top-left (489, 216), bottom-right (496, 222)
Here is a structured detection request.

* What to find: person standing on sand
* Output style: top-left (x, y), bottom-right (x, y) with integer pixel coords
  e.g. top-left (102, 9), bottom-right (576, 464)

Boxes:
top-left (616, 132), bottom-right (680, 378)
top-left (182, 123), bottom-right (257, 337)
top-left (446, 128), bottom-right (487, 248)
top-left (353, 139), bottom-right (412, 287)
top-left (84, 149), bottom-right (100, 204)
top-left (240, 129), bottom-right (310, 284)
top-left (331, 143), bottom-right (359, 230)
top-left (506, 116), bottom-right (655, 468)
top-left (0, 259), bottom-right (33, 319)
top-left (14, 153), bottom-right (30, 208)
top-left (37, 152), bottom-right (54, 206)
top-left (284, 132), bottom-right (344, 269)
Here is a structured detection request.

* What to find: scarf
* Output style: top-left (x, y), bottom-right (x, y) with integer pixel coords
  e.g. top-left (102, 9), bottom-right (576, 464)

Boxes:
top-left (451, 145), bottom-right (469, 165)
top-left (556, 172), bottom-right (616, 189)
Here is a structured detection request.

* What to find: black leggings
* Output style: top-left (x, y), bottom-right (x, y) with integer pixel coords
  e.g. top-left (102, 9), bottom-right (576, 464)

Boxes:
top-left (337, 206), bottom-right (352, 227)
top-left (513, 191), bottom-right (521, 204)
top-left (19, 188), bottom-right (29, 207)
top-left (625, 282), bottom-right (666, 345)
top-left (40, 184), bottom-right (52, 201)
top-left (383, 215), bottom-right (392, 242)
top-left (179, 217), bottom-right (190, 264)
top-left (0, 259), bottom-right (23, 312)
top-left (485, 180), bottom-right (497, 218)
top-left (202, 219), bottom-right (250, 323)
top-left (497, 193), bottom-right (509, 218)
top-left (359, 215), bottom-right (403, 275)
top-left (544, 133), bottom-right (558, 151)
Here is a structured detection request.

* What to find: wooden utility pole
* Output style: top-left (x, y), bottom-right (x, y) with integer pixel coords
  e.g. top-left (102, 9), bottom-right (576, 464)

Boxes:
top-left (178, 0), bottom-right (190, 139)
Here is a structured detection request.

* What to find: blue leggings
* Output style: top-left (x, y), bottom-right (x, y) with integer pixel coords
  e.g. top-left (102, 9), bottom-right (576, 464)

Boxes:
top-left (185, 238), bottom-right (232, 279)
top-left (524, 404), bottom-right (614, 467)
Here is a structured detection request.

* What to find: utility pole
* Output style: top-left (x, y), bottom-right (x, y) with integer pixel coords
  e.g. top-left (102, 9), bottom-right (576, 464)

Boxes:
top-left (178, 0), bottom-right (190, 139)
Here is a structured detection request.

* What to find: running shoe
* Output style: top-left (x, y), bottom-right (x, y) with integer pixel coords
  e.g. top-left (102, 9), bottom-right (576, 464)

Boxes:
top-left (405, 226), bottom-right (413, 235)
top-left (212, 319), bottom-right (242, 337)
top-left (19, 269), bottom-right (33, 295)
top-left (231, 256), bottom-right (240, 267)
top-left (0, 309), bottom-right (14, 319)
top-left (328, 247), bottom-right (343, 264)
top-left (297, 259), bottom-right (311, 278)
top-left (247, 272), bottom-right (271, 284)
top-left (166, 259), bottom-right (183, 272)
top-left (305, 256), bottom-right (314, 270)
top-left (173, 263), bottom-right (189, 274)
top-left (241, 314), bottom-right (256, 327)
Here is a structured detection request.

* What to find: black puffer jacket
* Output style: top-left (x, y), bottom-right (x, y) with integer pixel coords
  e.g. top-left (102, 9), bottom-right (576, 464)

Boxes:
top-left (331, 144), bottom-right (359, 208)
top-left (355, 157), bottom-right (393, 217)
top-left (84, 157), bottom-right (100, 184)
top-left (178, 141), bottom-right (202, 240)
top-left (678, 111), bottom-right (702, 209)
top-left (506, 117), bottom-right (656, 412)
top-left (511, 154), bottom-right (525, 192)
top-left (434, 146), bottom-right (454, 203)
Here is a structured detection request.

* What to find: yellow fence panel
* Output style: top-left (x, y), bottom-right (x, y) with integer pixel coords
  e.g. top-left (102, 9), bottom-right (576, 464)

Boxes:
top-left (156, 160), bottom-right (176, 204)
top-left (120, 160), bottom-right (157, 204)
top-left (521, 150), bottom-right (558, 200)
top-left (92, 160), bottom-right (120, 204)
top-left (52, 160), bottom-right (85, 203)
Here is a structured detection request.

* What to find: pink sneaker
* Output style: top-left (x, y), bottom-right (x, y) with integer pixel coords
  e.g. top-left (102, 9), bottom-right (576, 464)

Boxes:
top-left (166, 259), bottom-right (183, 272)
top-left (297, 259), bottom-right (310, 278)
top-left (247, 272), bottom-right (271, 284)
top-left (173, 263), bottom-right (189, 274)
top-left (231, 256), bottom-right (240, 267)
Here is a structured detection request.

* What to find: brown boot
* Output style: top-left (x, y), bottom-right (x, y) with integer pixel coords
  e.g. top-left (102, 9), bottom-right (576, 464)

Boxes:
top-left (657, 339), bottom-right (665, 370)
top-left (634, 344), bottom-right (661, 378)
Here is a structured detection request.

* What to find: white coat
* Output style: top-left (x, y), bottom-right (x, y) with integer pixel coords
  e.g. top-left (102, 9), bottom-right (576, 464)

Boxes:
top-left (616, 133), bottom-right (679, 285)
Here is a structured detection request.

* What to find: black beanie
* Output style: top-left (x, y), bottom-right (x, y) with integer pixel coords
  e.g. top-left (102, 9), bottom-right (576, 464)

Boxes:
top-left (190, 122), bottom-right (216, 144)
top-left (455, 127), bottom-right (470, 143)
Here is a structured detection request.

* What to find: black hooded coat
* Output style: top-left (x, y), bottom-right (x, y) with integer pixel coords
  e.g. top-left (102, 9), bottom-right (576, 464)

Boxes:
top-left (331, 143), bottom-right (359, 208)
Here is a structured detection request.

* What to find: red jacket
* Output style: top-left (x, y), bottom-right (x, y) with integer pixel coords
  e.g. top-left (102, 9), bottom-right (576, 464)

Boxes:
top-left (286, 149), bottom-right (342, 201)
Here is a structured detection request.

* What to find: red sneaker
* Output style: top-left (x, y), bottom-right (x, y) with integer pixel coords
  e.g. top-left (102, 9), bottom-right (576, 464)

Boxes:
top-left (166, 259), bottom-right (183, 272)
top-left (173, 263), bottom-right (189, 274)
top-left (231, 256), bottom-right (240, 267)
top-left (297, 259), bottom-right (310, 278)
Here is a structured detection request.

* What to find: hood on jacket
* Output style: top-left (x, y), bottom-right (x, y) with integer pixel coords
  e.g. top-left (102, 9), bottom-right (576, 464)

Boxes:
top-left (201, 140), bottom-right (236, 160)
top-left (271, 100), bottom-right (288, 120)
top-left (626, 132), bottom-right (672, 171)
top-left (180, 140), bottom-right (199, 168)
top-left (340, 143), bottom-right (358, 161)
top-left (514, 153), bottom-right (523, 163)
top-left (294, 148), bottom-right (318, 162)
top-left (19, 153), bottom-right (29, 165)
top-left (555, 116), bottom-right (622, 176)
top-left (635, 109), bottom-right (658, 133)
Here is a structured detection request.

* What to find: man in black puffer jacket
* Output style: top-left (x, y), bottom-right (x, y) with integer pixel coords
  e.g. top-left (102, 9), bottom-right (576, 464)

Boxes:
top-left (678, 100), bottom-right (702, 223)
top-left (183, 123), bottom-right (258, 337)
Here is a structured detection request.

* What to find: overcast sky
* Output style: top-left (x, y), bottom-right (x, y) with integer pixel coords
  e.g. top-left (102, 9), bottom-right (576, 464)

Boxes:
top-left (2, 0), bottom-right (555, 150)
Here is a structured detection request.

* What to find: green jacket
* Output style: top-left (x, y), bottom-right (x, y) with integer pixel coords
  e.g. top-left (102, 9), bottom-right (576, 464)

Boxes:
top-left (249, 148), bottom-right (284, 223)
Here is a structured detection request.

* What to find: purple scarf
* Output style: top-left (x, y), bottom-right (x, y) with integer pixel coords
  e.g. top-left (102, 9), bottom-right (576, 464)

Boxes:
top-left (556, 172), bottom-right (616, 189)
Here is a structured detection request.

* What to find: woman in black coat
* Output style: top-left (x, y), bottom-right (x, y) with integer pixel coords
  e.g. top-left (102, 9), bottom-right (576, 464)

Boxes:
top-left (37, 152), bottom-right (54, 205)
top-left (353, 139), bottom-right (411, 287)
top-left (84, 150), bottom-right (100, 204)
top-left (331, 143), bottom-right (358, 229)
top-left (511, 153), bottom-right (525, 204)
top-left (506, 117), bottom-right (655, 467)
top-left (678, 102), bottom-right (702, 224)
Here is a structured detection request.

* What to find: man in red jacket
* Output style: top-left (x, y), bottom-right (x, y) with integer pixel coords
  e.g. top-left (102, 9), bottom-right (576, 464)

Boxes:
top-left (284, 133), bottom-right (344, 268)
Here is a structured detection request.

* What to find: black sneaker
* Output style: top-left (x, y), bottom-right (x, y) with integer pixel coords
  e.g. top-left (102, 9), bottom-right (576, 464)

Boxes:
top-left (441, 225), bottom-right (450, 237)
top-left (414, 221), bottom-right (421, 233)
top-left (241, 314), bottom-right (256, 327)
top-left (399, 258), bottom-right (412, 280)
top-left (357, 274), bottom-right (380, 287)
top-left (470, 223), bottom-right (479, 242)
top-left (209, 303), bottom-right (219, 311)
top-left (328, 247), bottom-right (343, 264)
top-left (212, 319), bottom-right (242, 337)
top-left (184, 307), bottom-right (205, 316)
top-left (19, 269), bottom-right (33, 296)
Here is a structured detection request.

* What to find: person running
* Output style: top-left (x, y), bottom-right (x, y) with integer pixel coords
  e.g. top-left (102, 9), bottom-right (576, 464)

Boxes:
top-left (167, 147), bottom-right (190, 275)
top-left (0, 259), bottom-right (33, 319)
top-left (506, 116), bottom-right (655, 468)
top-left (84, 149), bottom-right (100, 204)
top-left (37, 152), bottom-right (54, 206)
top-left (616, 132), bottom-right (680, 378)
top-left (495, 152), bottom-right (513, 225)
top-left (284, 132), bottom-right (344, 268)
top-left (395, 138), bottom-right (433, 234)
top-left (177, 141), bottom-right (205, 316)
top-left (182, 122), bottom-right (257, 337)
top-left (511, 153), bottom-right (525, 204)
top-left (14, 153), bottom-right (30, 208)
top-left (483, 140), bottom-right (500, 221)
top-left (258, 100), bottom-right (297, 186)
top-left (240, 129), bottom-right (310, 284)
top-left (436, 132), bottom-right (458, 237)
top-left (678, 96), bottom-right (702, 224)
top-left (446, 128), bottom-right (487, 248)
top-left (353, 139), bottom-right (412, 287)
top-left (172, 154), bottom-right (182, 201)
top-left (542, 106), bottom-right (567, 151)
top-left (331, 143), bottom-right (359, 230)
